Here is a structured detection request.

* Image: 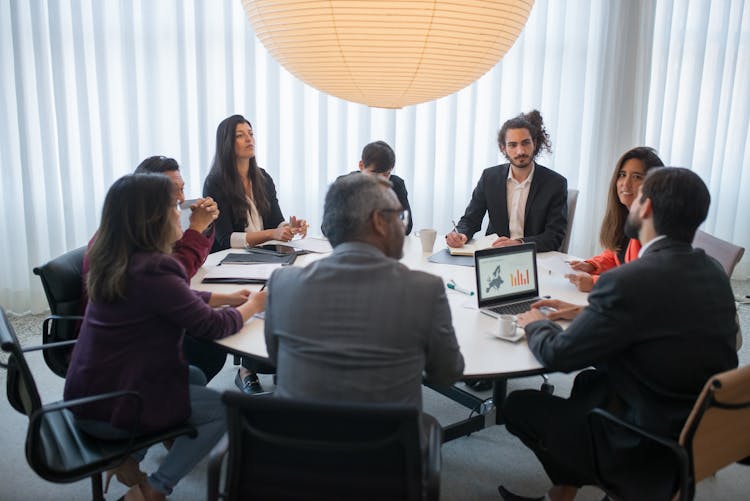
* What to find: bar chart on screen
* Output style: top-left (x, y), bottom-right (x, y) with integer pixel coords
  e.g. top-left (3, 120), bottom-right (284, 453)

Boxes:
top-left (510, 269), bottom-right (530, 286)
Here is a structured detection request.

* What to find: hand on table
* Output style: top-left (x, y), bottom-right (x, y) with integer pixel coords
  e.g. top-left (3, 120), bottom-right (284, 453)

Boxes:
top-left (272, 223), bottom-right (294, 242)
top-left (568, 260), bottom-right (595, 273)
top-left (530, 298), bottom-right (584, 321)
top-left (565, 272), bottom-right (595, 292)
top-left (224, 289), bottom-right (251, 306)
top-left (515, 308), bottom-right (546, 327)
top-left (236, 290), bottom-right (267, 322)
top-left (491, 236), bottom-right (523, 248)
top-left (445, 232), bottom-right (467, 248)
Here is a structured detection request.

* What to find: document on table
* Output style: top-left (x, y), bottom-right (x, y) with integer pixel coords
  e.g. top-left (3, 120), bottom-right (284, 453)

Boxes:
top-left (262, 236), bottom-right (333, 254)
top-left (537, 253), bottom-right (574, 276)
top-left (448, 234), bottom-right (497, 256)
top-left (202, 263), bottom-right (283, 284)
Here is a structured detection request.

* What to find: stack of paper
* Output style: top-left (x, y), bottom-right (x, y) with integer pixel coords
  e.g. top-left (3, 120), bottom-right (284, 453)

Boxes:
top-left (448, 234), bottom-right (498, 256)
top-left (202, 263), bottom-right (283, 284)
top-left (262, 236), bottom-right (333, 254)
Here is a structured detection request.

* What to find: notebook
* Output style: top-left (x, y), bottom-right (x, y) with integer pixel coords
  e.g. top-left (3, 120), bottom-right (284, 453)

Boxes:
top-left (448, 234), bottom-right (497, 256)
top-left (474, 243), bottom-right (540, 318)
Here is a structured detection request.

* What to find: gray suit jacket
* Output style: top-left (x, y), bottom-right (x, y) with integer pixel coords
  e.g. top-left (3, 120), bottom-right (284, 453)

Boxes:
top-left (265, 242), bottom-right (465, 409)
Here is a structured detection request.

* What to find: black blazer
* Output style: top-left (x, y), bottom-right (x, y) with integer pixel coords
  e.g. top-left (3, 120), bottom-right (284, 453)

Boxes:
top-left (456, 163), bottom-right (567, 252)
top-left (203, 168), bottom-right (285, 252)
top-left (342, 171), bottom-right (413, 235)
top-left (525, 237), bottom-right (738, 495)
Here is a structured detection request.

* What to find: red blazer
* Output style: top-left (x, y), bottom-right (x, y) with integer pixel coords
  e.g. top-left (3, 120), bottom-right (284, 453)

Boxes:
top-left (585, 238), bottom-right (641, 283)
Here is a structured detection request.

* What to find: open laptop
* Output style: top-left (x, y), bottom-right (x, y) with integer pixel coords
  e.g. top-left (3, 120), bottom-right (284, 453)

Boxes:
top-left (474, 243), bottom-right (541, 318)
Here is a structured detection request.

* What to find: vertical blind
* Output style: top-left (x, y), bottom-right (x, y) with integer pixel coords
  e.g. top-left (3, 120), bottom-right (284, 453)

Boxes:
top-left (1, 0), bottom-right (748, 314)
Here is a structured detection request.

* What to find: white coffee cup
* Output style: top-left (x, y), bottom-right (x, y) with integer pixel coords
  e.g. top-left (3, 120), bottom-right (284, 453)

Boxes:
top-left (416, 228), bottom-right (437, 253)
top-left (496, 314), bottom-right (519, 340)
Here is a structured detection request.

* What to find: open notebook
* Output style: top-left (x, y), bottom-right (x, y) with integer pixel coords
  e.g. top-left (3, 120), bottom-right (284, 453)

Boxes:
top-left (448, 234), bottom-right (498, 256)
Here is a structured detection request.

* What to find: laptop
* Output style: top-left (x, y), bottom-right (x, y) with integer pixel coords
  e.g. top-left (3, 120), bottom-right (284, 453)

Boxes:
top-left (474, 243), bottom-right (541, 318)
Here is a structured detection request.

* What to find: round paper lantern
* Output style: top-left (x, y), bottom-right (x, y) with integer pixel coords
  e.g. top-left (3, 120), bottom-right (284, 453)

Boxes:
top-left (241, 0), bottom-right (534, 109)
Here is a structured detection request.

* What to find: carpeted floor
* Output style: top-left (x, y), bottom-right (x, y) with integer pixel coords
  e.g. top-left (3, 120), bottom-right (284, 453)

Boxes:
top-left (2, 280), bottom-right (749, 500)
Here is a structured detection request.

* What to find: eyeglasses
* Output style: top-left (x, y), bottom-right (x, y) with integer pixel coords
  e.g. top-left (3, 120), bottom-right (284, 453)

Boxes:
top-left (379, 208), bottom-right (410, 228)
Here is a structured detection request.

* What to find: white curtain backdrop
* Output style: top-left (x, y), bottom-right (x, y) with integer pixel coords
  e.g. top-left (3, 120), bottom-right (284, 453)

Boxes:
top-left (2, 0), bottom-right (748, 314)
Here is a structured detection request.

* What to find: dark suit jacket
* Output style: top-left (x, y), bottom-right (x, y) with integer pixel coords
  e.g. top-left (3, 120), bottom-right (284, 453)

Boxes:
top-left (525, 237), bottom-right (738, 495)
top-left (456, 163), bottom-right (567, 252)
top-left (203, 168), bottom-right (285, 252)
top-left (342, 171), bottom-right (413, 235)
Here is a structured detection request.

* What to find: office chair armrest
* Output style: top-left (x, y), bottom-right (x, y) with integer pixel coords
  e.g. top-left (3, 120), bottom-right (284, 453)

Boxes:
top-left (42, 314), bottom-right (83, 338)
top-left (30, 391), bottom-right (145, 454)
top-left (424, 420), bottom-right (443, 501)
top-left (207, 434), bottom-right (229, 501)
top-left (38, 390), bottom-right (142, 415)
top-left (20, 339), bottom-right (77, 354)
top-left (588, 408), bottom-right (684, 452)
top-left (588, 408), bottom-right (690, 501)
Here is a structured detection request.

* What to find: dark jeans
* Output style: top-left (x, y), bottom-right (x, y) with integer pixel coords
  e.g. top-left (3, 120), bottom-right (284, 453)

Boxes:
top-left (182, 336), bottom-right (228, 382)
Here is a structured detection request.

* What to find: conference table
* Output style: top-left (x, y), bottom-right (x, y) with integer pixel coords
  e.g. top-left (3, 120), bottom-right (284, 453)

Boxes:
top-left (191, 236), bottom-right (588, 442)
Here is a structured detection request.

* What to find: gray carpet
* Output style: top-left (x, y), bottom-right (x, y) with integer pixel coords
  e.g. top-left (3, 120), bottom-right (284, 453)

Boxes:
top-left (2, 280), bottom-right (749, 500)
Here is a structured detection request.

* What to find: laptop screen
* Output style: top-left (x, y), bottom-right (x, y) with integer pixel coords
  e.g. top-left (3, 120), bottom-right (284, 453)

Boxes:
top-left (474, 243), bottom-right (539, 307)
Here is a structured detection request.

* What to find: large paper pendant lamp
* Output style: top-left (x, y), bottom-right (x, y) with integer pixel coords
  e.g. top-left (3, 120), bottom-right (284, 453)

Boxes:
top-left (241, 0), bottom-right (534, 109)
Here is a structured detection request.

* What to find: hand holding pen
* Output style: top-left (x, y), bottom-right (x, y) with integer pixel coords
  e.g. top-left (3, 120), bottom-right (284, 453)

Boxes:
top-left (445, 219), bottom-right (468, 248)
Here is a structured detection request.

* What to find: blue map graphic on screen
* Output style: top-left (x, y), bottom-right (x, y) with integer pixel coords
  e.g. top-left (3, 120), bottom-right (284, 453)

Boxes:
top-left (485, 265), bottom-right (504, 293)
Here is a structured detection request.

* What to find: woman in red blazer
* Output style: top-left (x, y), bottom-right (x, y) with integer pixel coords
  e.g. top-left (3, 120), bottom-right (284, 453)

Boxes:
top-left (566, 147), bottom-right (664, 291)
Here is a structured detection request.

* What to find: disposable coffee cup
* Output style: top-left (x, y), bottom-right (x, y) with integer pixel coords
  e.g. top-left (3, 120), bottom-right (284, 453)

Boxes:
top-left (416, 228), bottom-right (437, 253)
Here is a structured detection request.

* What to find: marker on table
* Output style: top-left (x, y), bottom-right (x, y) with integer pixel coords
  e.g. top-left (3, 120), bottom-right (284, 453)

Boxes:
top-left (447, 279), bottom-right (474, 296)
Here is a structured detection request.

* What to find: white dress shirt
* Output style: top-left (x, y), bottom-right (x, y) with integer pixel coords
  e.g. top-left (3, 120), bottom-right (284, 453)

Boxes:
top-left (506, 164), bottom-right (535, 240)
top-left (230, 196), bottom-right (264, 248)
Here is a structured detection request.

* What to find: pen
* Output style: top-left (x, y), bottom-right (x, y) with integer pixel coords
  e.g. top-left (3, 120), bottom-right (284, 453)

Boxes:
top-left (260, 283), bottom-right (267, 291)
top-left (447, 279), bottom-right (474, 296)
top-left (451, 219), bottom-right (459, 234)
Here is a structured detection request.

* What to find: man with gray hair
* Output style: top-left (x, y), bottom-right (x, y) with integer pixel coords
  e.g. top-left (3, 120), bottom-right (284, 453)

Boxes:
top-left (264, 173), bottom-right (464, 414)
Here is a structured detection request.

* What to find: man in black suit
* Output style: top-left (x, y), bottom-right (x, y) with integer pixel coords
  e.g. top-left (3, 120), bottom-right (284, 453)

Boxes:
top-left (446, 109), bottom-right (568, 252)
top-left (499, 168), bottom-right (738, 501)
top-left (356, 140), bottom-right (413, 235)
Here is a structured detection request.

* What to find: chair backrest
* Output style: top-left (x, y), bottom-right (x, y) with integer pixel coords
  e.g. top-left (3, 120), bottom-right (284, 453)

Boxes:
top-left (0, 307), bottom-right (42, 417)
top-left (220, 392), bottom-right (425, 501)
top-left (559, 188), bottom-right (579, 253)
top-left (32, 246), bottom-right (86, 377)
top-left (679, 364), bottom-right (750, 487)
top-left (691, 230), bottom-right (745, 277)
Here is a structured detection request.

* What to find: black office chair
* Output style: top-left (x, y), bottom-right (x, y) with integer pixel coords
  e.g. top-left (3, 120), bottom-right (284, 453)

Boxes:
top-left (0, 306), bottom-right (197, 501)
top-left (587, 365), bottom-right (750, 500)
top-left (207, 392), bottom-right (442, 501)
top-left (32, 246), bottom-right (87, 378)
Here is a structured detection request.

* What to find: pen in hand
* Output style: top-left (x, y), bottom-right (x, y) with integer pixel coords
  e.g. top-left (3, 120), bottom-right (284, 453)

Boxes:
top-left (451, 219), bottom-right (459, 234)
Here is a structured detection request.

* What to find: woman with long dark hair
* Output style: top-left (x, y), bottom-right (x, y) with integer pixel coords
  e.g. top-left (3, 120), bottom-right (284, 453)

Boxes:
top-left (203, 114), bottom-right (307, 251)
top-left (203, 114), bottom-right (306, 394)
top-left (65, 174), bottom-right (265, 501)
top-left (565, 146), bottom-right (664, 292)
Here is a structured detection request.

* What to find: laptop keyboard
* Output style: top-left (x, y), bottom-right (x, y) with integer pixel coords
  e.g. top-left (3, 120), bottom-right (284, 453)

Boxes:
top-left (489, 299), bottom-right (538, 315)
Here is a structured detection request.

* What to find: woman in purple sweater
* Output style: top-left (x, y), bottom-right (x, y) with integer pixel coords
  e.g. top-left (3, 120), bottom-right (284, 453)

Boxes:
top-left (64, 174), bottom-right (265, 501)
